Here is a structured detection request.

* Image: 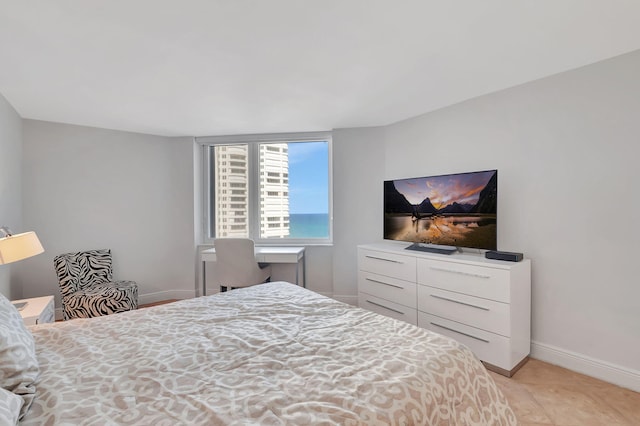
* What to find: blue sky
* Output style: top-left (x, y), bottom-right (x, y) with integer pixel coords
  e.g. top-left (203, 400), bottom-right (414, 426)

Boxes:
top-left (288, 141), bottom-right (329, 214)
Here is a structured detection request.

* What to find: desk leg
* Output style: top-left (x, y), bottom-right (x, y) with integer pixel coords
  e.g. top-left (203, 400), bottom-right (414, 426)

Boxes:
top-left (295, 253), bottom-right (306, 288)
top-left (202, 260), bottom-right (207, 296)
top-left (302, 252), bottom-right (306, 288)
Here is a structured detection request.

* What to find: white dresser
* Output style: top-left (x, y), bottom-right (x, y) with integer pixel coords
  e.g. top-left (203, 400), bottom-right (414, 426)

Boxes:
top-left (358, 243), bottom-right (531, 376)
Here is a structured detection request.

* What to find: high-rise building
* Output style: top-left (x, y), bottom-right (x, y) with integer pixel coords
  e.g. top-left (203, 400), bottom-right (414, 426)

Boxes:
top-left (213, 144), bottom-right (289, 238)
top-left (260, 143), bottom-right (289, 238)
top-left (213, 145), bottom-right (249, 238)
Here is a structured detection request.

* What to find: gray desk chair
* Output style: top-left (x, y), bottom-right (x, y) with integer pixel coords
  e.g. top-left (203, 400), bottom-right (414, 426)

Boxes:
top-left (213, 238), bottom-right (271, 292)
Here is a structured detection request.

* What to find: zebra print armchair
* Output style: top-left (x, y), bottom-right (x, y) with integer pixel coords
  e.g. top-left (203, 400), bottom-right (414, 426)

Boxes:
top-left (53, 249), bottom-right (138, 320)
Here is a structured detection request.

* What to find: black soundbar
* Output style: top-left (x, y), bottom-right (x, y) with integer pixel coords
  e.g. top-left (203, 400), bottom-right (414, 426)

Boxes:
top-left (485, 250), bottom-right (523, 262)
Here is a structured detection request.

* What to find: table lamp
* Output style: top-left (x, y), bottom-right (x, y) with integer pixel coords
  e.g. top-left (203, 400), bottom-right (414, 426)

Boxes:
top-left (0, 226), bottom-right (45, 309)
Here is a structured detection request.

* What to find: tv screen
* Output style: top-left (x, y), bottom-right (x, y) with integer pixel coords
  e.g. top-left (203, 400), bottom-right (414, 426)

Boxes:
top-left (384, 170), bottom-right (497, 250)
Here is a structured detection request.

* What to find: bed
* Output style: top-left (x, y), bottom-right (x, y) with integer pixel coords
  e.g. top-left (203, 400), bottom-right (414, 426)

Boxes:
top-left (4, 281), bottom-right (516, 425)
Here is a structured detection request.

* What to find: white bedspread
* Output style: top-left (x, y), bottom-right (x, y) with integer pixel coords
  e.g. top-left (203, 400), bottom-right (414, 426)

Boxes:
top-left (22, 282), bottom-right (516, 425)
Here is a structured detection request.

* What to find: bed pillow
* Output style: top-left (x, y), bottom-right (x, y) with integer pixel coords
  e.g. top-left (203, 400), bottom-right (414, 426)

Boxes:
top-left (0, 387), bottom-right (23, 425)
top-left (0, 293), bottom-right (39, 420)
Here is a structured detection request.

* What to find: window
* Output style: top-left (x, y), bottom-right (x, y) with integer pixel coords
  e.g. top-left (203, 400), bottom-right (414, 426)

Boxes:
top-left (200, 132), bottom-right (332, 244)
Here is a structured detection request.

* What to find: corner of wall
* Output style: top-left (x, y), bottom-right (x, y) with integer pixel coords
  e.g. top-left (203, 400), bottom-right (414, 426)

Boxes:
top-left (0, 92), bottom-right (23, 298)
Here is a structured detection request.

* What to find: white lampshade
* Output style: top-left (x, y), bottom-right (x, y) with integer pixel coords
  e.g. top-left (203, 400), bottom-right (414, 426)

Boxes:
top-left (0, 231), bottom-right (45, 265)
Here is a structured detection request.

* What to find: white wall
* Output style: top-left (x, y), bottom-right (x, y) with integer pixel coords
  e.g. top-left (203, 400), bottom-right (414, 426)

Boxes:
top-left (0, 93), bottom-right (23, 298)
top-left (331, 126), bottom-right (386, 303)
top-left (20, 120), bottom-right (197, 307)
top-left (381, 50), bottom-right (640, 387)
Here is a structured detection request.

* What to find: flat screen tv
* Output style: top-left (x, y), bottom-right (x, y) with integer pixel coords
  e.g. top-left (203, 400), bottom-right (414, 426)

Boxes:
top-left (384, 169), bottom-right (497, 250)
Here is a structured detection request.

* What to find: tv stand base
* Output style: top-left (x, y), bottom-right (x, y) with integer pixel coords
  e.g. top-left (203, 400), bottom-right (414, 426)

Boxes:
top-left (405, 243), bottom-right (457, 255)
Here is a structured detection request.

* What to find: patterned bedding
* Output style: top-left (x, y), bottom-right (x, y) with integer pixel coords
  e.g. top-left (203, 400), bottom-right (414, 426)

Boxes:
top-left (22, 282), bottom-right (516, 425)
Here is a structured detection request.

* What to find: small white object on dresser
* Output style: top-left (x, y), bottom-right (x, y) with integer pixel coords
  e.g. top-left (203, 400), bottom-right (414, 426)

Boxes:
top-left (358, 242), bottom-right (531, 377)
top-left (12, 295), bottom-right (55, 325)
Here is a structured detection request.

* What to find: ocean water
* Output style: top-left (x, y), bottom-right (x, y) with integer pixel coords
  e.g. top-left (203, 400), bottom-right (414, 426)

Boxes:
top-left (289, 213), bottom-right (329, 238)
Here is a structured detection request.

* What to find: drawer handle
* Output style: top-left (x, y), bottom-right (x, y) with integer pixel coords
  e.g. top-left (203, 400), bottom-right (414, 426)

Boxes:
top-left (430, 322), bottom-right (490, 343)
top-left (429, 266), bottom-right (490, 279)
top-left (365, 300), bottom-right (405, 315)
top-left (366, 278), bottom-right (404, 289)
top-left (365, 255), bottom-right (403, 264)
top-left (430, 294), bottom-right (489, 311)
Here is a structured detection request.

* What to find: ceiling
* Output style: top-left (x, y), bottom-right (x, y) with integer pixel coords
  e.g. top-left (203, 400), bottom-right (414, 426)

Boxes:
top-left (1, 1), bottom-right (639, 137)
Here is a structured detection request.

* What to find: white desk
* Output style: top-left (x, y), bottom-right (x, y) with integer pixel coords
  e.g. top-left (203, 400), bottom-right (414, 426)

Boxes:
top-left (201, 246), bottom-right (306, 296)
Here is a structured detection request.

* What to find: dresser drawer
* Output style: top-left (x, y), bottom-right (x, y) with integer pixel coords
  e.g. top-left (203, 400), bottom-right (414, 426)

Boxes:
top-left (358, 249), bottom-right (416, 282)
top-left (359, 271), bottom-right (416, 308)
top-left (359, 293), bottom-right (417, 325)
top-left (418, 312), bottom-right (511, 369)
top-left (417, 259), bottom-right (510, 303)
top-left (417, 285), bottom-right (510, 336)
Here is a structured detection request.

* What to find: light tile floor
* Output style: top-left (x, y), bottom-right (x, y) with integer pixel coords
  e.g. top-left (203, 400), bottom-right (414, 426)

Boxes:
top-left (490, 359), bottom-right (640, 425)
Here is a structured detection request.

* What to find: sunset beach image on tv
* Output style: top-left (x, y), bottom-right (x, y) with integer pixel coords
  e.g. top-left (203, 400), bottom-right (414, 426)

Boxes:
top-left (384, 170), bottom-right (497, 250)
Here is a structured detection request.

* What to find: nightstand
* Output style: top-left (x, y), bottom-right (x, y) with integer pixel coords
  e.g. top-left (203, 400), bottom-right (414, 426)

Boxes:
top-left (12, 295), bottom-right (55, 325)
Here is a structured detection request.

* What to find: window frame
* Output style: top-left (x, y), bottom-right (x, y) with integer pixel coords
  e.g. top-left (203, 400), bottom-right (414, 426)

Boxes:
top-left (197, 131), bottom-right (333, 246)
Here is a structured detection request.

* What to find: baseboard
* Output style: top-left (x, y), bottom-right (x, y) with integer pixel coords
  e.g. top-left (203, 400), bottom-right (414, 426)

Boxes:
top-left (531, 340), bottom-right (640, 392)
top-left (330, 294), bottom-right (358, 306)
top-left (138, 289), bottom-right (196, 305)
